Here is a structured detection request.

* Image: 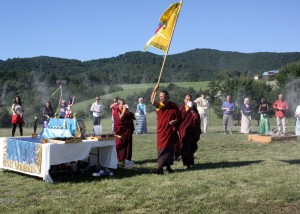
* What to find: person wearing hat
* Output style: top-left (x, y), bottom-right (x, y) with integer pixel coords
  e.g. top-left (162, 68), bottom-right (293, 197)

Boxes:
top-left (194, 92), bottom-right (210, 133)
top-left (90, 96), bottom-right (103, 135)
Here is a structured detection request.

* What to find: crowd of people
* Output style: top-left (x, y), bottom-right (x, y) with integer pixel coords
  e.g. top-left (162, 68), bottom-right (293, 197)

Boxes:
top-left (9, 90), bottom-right (300, 173)
top-left (219, 93), bottom-right (291, 136)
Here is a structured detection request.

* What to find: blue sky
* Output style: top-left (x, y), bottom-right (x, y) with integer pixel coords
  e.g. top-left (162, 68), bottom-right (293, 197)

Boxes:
top-left (1, 0), bottom-right (299, 61)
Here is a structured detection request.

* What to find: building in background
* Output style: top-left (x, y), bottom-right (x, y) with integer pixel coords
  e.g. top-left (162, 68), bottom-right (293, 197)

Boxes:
top-left (262, 70), bottom-right (280, 80)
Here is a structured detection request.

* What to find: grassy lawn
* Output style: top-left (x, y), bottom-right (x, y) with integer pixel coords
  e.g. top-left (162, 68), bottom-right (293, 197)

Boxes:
top-left (0, 112), bottom-right (300, 213)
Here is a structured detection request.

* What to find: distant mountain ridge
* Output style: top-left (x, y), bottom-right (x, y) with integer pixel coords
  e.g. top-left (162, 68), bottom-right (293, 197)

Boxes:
top-left (1, 48), bottom-right (300, 83)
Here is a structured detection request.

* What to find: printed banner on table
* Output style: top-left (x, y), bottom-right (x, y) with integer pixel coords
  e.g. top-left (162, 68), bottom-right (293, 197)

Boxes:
top-left (3, 137), bottom-right (42, 174)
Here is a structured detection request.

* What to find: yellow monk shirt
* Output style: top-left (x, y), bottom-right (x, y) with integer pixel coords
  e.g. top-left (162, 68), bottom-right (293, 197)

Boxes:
top-left (156, 102), bottom-right (165, 111)
top-left (157, 102), bottom-right (189, 111)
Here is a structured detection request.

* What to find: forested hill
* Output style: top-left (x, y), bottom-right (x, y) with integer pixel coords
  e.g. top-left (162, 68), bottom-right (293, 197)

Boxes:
top-left (1, 49), bottom-right (300, 84)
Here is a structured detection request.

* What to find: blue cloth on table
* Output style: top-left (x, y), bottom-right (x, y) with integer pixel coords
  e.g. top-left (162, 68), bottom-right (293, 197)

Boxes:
top-left (40, 128), bottom-right (73, 139)
top-left (6, 137), bottom-right (42, 164)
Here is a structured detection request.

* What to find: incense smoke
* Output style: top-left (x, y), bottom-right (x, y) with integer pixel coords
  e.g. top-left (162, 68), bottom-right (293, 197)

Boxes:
top-left (284, 78), bottom-right (300, 114)
top-left (1, 82), bottom-right (8, 106)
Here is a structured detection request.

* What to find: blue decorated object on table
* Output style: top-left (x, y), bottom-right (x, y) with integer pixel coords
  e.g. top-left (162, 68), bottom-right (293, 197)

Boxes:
top-left (40, 118), bottom-right (77, 139)
top-left (48, 118), bottom-right (77, 133)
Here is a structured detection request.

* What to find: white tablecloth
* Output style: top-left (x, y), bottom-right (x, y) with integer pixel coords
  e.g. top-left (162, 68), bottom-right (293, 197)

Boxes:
top-left (0, 137), bottom-right (117, 182)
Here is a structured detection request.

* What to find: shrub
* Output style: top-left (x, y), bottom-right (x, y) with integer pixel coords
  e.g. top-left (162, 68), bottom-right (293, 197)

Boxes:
top-left (0, 107), bottom-right (11, 128)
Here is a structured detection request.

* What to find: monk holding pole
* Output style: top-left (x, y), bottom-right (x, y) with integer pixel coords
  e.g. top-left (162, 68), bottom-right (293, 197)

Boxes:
top-left (146, 1), bottom-right (183, 174)
top-left (151, 84), bottom-right (181, 174)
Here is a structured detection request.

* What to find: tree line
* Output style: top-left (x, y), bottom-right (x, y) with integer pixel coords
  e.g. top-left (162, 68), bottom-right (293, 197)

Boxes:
top-left (0, 49), bottom-right (299, 127)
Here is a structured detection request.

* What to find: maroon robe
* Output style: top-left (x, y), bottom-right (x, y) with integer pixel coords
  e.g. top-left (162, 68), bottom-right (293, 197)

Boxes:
top-left (178, 104), bottom-right (201, 166)
top-left (113, 106), bottom-right (135, 162)
top-left (156, 101), bottom-right (181, 168)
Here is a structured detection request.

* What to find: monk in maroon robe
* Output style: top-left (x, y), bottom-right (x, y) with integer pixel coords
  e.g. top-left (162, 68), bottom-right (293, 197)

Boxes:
top-left (151, 84), bottom-right (181, 174)
top-left (113, 99), bottom-right (135, 163)
top-left (178, 95), bottom-right (201, 169)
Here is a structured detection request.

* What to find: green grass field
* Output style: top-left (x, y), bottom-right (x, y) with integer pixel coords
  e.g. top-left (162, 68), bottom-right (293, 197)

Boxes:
top-left (1, 82), bottom-right (300, 213)
top-left (0, 113), bottom-right (299, 213)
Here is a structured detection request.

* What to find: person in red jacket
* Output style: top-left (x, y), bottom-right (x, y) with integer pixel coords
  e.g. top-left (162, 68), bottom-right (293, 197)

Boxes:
top-left (273, 94), bottom-right (288, 135)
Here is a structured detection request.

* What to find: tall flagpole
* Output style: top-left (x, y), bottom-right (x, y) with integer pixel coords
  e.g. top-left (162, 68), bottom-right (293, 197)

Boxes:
top-left (157, 0), bottom-right (183, 85)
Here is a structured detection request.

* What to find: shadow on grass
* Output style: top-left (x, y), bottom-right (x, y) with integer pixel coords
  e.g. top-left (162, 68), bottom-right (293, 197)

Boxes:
top-left (188, 160), bottom-right (264, 171)
top-left (48, 168), bottom-right (155, 183)
top-left (47, 162), bottom-right (156, 183)
top-left (134, 158), bottom-right (157, 165)
top-left (280, 159), bottom-right (300, 165)
top-left (111, 160), bottom-right (265, 179)
top-left (46, 160), bottom-right (265, 183)
top-left (135, 131), bottom-right (156, 135)
top-left (6, 159), bottom-right (264, 183)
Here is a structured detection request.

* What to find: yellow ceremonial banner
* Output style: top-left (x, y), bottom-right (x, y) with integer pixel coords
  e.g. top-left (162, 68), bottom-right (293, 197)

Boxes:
top-left (145, 2), bottom-right (182, 53)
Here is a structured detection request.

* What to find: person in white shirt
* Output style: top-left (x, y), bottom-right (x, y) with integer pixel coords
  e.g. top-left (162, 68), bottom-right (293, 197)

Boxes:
top-left (90, 96), bottom-right (103, 134)
top-left (295, 104), bottom-right (300, 136)
top-left (194, 92), bottom-right (210, 133)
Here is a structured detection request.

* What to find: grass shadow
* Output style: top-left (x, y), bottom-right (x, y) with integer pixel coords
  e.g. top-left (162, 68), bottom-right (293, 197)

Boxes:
top-left (280, 159), bottom-right (300, 165)
top-left (135, 132), bottom-right (156, 135)
top-left (134, 158), bottom-right (157, 165)
top-left (3, 160), bottom-right (265, 183)
top-left (49, 160), bottom-right (265, 183)
top-left (48, 164), bottom-right (155, 183)
top-left (190, 160), bottom-right (264, 171)
top-left (3, 159), bottom-right (265, 183)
